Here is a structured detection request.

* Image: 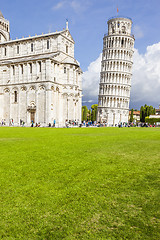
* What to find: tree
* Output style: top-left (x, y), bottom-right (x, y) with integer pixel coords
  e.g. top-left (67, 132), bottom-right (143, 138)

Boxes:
top-left (88, 109), bottom-right (91, 121)
top-left (153, 108), bottom-right (156, 115)
top-left (140, 106), bottom-right (145, 122)
top-left (140, 104), bottom-right (156, 122)
top-left (145, 106), bottom-right (149, 117)
top-left (91, 104), bottom-right (98, 122)
top-left (130, 108), bottom-right (134, 122)
top-left (82, 106), bottom-right (88, 121)
top-left (148, 106), bottom-right (153, 116)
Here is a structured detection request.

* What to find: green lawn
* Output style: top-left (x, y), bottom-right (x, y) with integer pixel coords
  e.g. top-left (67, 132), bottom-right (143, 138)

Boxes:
top-left (0, 127), bottom-right (160, 239)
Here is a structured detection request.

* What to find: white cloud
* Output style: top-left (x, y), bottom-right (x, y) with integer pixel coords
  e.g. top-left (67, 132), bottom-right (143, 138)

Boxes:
top-left (133, 25), bottom-right (144, 39)
top-left (131, 43), bottom-right (160, 106)
top-left (83, 100), bottom-right (93, 103)
top-left (52, 1), bottom-right (66, 10)
top-left (82, 53), bottom-right (101, 103)
top-left (70, 0), bottom-right (90, 13)
top-left (70, 1), bottom-right (81, 12)
top-left (52, 0), bottom-right (90, 13)
top-left (82, 42), bottom-right (160, 108)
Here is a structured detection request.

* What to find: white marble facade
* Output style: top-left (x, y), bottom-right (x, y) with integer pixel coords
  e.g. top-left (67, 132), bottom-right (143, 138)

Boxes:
top-left (0, 11), bottom-right (82, 127)
top-left (97, 17), bottom-right (135, 126)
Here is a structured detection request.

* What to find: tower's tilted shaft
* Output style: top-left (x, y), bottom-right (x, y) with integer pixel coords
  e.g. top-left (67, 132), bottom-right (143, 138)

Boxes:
top-left (97, 17), bottom-right (135, 126)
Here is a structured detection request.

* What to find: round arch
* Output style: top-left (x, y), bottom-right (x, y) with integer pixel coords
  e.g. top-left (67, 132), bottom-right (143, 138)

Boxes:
top-left (0, 30), bottom-right (7, 41)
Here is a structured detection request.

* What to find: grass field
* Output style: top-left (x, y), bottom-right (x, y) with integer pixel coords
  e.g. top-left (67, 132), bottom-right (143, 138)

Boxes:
top-left (0, 127), bottom-right (160, 239)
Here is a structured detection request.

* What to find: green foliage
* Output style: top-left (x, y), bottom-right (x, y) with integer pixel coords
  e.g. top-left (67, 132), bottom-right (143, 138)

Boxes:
top-left (145, 117), bottom-right (160, 125)
top-left (153, 108), bottom-right (156, 115)
top-left (140, 106), bottom-right (145, 122)
top-left (82, 104), bottom-right (98, 122)
top-left (140, 104), bottom-right (155, 122)
top-left (91, 104), bottom-right (98, 122)
top-left (88, 109), bottom-right (91, 121)
top-left (130, 108), bottom-right (134, 122)
top-left (0, 127), bottom-right (160, 239)
top-left (82, 106), bottom-right (88, 121)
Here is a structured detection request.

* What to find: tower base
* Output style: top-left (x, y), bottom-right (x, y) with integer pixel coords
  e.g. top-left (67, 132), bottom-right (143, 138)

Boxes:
top-left (97, 108), bottom-right (129, 126)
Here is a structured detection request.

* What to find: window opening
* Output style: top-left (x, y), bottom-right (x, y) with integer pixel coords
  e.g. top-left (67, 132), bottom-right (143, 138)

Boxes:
top-left (47, 40), bottom-right (50, 49)
top-left (31, 43), bottom-right (33, 52)
top-left (29, 63), bottom-right (32, 73)
top-left (67, 69), bottom-right (69, 82)
top-left (21, 65), bottom-right (23, 74)
top-left (66, 45), bottom-right (68, 54)
top-left (38, 62), bottom-right (41, 72)
top-left (17, 46), bottom-right (19, 54)
top-left (12, 65), bottom-right (15, 75)
top-left (14, 91), bottom-right (18, 103)
top-left (122, 26), bottom-right (126, 34)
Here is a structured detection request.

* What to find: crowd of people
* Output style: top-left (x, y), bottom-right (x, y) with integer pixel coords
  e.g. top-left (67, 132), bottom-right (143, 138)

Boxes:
top-left (74, 121), bottom-right (158, 128)
top-left (0, 119), bottom-right (158, 128)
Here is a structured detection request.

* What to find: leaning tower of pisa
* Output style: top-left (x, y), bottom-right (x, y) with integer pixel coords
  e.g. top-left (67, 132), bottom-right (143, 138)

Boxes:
top-left (97, 17), bottom-right (135, 126)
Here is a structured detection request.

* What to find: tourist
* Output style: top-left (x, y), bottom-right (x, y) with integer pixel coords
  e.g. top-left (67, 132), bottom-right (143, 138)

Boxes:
top-left (53, 119), bottom-right (56, 127)
top-left (31, 121), bottom-right (34, 127)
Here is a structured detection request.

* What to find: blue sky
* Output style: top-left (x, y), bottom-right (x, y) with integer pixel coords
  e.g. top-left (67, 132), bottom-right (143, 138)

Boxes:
top-left (1, 0), bottom-right (160, 109)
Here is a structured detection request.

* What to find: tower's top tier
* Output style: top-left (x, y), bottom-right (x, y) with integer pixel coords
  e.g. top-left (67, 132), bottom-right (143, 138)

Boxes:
top-left (107, 17), bottom-right (132, 36)
top-left (0, 10), bottom-right (10, 42)
top-left (0, 10), bottom-right (4, 19)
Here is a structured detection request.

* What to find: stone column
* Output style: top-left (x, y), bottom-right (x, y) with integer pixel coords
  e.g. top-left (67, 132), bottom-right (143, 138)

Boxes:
top-left (46, 88), bottom-right (52, 124)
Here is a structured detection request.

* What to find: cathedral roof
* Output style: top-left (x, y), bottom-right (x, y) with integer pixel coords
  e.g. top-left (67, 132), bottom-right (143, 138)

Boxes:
top-left (0, 10), bottom-right (4, 18)
top-left (0, 29), bottom-right (74, 45)
top-left (62, 56), bottom-right (80, 67)
top-left (0, 53), bottom-right (59, 64)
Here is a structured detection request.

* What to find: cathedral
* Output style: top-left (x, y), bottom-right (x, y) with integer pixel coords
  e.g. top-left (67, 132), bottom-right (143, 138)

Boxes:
top-left (0, 11), bottom-right (82, 127)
